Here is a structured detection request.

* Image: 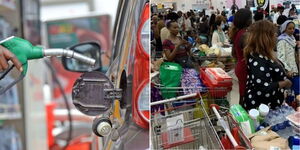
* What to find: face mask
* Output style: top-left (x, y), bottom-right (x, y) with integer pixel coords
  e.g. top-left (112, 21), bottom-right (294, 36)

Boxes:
top-left (221, 24), bottom-right (225, 29)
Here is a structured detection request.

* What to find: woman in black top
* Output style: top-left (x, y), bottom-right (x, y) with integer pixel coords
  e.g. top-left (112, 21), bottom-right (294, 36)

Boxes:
top-left (243, 20), bottom-right (292, 110)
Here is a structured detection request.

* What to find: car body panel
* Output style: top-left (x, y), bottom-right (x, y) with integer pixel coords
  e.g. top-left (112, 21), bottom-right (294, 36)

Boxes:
top-left (94, 0), bottom-right (149, 149)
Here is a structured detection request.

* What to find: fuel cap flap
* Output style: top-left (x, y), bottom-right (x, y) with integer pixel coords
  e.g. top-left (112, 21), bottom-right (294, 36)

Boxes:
top-left (72, 71), bottom-right (114, 116)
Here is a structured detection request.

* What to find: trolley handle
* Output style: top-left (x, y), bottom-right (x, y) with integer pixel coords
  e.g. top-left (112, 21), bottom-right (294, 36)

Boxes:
top-left (210, 104), bottom-right (246, 150)
top-left (150, 92), bottom-right (201, 106)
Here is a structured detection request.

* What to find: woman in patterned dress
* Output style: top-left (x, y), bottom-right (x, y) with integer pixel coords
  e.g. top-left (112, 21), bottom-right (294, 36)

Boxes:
top-left (243, 20), bottom-right (292, 110)
top-left (277, 20), bottom-right (298, 77)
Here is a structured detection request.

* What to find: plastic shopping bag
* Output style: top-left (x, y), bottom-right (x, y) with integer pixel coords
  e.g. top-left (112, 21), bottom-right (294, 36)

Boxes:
top-left (159, 62), bottom-right (183, 99)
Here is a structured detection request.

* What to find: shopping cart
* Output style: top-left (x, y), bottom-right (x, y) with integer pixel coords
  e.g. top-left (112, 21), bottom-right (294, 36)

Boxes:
top-left (150, 90), bottom-right (253, 150)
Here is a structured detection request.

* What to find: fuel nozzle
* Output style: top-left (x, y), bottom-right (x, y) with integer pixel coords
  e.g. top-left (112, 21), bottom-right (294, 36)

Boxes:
top-left (43, 49), bottom-right (96, 66)
top-left (0, 36), bottom-right (96, 95)
top-left (1, 36), bottom-right (95, 75)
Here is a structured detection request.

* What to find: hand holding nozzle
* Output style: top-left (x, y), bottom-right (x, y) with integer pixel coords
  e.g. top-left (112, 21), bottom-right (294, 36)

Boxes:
top-left (0, 36), bottom-right (96, 95)
top-left (0, 45), bottom-right (23, 72)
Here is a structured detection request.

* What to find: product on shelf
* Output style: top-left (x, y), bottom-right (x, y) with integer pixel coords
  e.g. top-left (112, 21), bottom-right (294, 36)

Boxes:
top-left (0, 74), bottom-right (20, 114)
top-left (0, 126), bottom-right (22, 150)
top-left (0, 16), bottom-right (14, 41)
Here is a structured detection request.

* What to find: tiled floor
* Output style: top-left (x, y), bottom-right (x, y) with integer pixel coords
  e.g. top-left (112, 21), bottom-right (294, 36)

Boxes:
top-left (227, 69), bottom-right (240, 106)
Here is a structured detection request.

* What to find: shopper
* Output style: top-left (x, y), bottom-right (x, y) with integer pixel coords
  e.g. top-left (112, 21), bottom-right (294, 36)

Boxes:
top-left (221, 11), bottom-right (229, 32)
top-left (243, 20), bottom-right (292, 110)
top-left (185, 30), bottom-right (196, 45)
top-left (291, 4), bottom-right (298, 15)
top-left (254, 11), bottom-right (264, 22)
top-left (208, 13), bottom-right (216, 45)
top-left (277, 20), bottom-right (298, 77)
top-left (177, 11), bottom-right (185, 36)
top-left (162, 21), bottom-right (192, 68)
top-left (228, 9), bottom-right (235, 26)
top-left (273, 6), bottom-right (285, 24)
top-left (152, 15), bottom-right (163, 53)
top-left (160, 12), bottom-right (180, 42)
top-left (184, 12), bottom-right (193, 31)
top-left (288, 8), bottom-right (298, 19)
top-left (198, 16), bottom-right (209, 36)
top-left (211, 19), bottom-right (228, 47)
top-left (0, 45), bottom-right (22, 72)
top-left (209, 13), bottom-right (216, 34)
top-left (229, 8), bottom-right (252, 105)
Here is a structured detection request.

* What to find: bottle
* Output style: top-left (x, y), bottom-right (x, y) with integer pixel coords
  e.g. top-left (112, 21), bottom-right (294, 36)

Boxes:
top-left (271, 111), bottom-right (281, 132)
top-left (277, 109), bottom-right (287, 130)
top-left (258, 104), bottom-right (269, 123)
top-left (281, 105), bottom-right (292, 127)
top-left (265, 110), bottom-right (275, 126)
top-left (289, 135), bottom-right (300, 150)
top-left (249, 109), bottom-right (260, 129)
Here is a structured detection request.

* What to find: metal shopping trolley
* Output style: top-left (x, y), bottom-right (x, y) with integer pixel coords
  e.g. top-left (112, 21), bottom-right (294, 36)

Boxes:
top-left (150, 87), bottom-right (253, 149)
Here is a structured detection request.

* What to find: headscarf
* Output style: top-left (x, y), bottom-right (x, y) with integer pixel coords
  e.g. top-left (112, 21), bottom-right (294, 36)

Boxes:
top-left (280, 20), bottom-right (294, 34)
top-left (278, 20), bottom-right (296, 48)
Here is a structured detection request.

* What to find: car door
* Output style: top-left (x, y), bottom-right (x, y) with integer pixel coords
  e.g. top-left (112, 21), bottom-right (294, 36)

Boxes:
top-left (92, 0), bottom-right (150, 150)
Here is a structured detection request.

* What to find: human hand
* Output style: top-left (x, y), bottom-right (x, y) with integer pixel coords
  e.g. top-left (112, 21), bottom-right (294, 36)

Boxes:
top-left (175, 40), bottom-right (187, 52)
top-left (287, 71), bottom-right (294, 78)
top-left (284, 79), bottom-right (292, 88)
top-left (0, 45), bottom-right (23, 72)
top-left (179, 39), bottom-right (189, 46)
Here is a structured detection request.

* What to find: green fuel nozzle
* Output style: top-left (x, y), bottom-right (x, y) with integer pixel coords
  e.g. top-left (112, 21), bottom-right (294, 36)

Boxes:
top-left (0, 36), bottom-right (96, 95)
top-left (0, 36), bottom-right (44, 75)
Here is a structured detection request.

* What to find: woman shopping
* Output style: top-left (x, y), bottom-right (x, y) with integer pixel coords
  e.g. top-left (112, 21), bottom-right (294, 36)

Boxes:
top-left (243, 20), bottom-right (292, 111)
top-left (211, 18), bottom-right (229, 47)
top-left (277, 20), bottom-right (298, 77)
top-left (162, 21), bottom-right (193, 68)
top-left (229, 9), bottom-right (252, 105)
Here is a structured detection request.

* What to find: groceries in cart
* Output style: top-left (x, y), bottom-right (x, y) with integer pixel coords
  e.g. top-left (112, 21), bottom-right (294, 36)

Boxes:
top-left (181, 68), bottom-right (207, 95)
top-left (248, 127), bottom-right (290, 149)
top-left (200, 68), bottom-right (232, 99)
top-left (229, 103), bottom-right (300, 150)
top-left (230, 104), bottom-right (256, 136)
top-left (191, 44), bottom-right (235, 71)
top-left (194, 44), bottom-right (232, 57)
top-left (150, 92), bottom-right (253, 150)
top-left (151, 64), bottom-right (249, 149)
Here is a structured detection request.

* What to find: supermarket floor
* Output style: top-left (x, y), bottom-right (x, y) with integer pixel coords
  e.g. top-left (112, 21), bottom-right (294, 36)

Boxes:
top-left (228, 69), bottom-right (240, 106)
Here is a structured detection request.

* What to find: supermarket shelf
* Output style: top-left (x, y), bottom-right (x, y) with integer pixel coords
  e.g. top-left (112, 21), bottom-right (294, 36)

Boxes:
top-left (0, 112), bottom-right (22, 120)
top-left (0, 0), bottom-right (16, 11)
top-left (0, 104), bottom-right (22, 120)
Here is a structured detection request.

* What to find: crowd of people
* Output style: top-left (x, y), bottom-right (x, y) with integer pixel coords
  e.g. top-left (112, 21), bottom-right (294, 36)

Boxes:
top-left (151, 4), bottom-right (300, 111)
